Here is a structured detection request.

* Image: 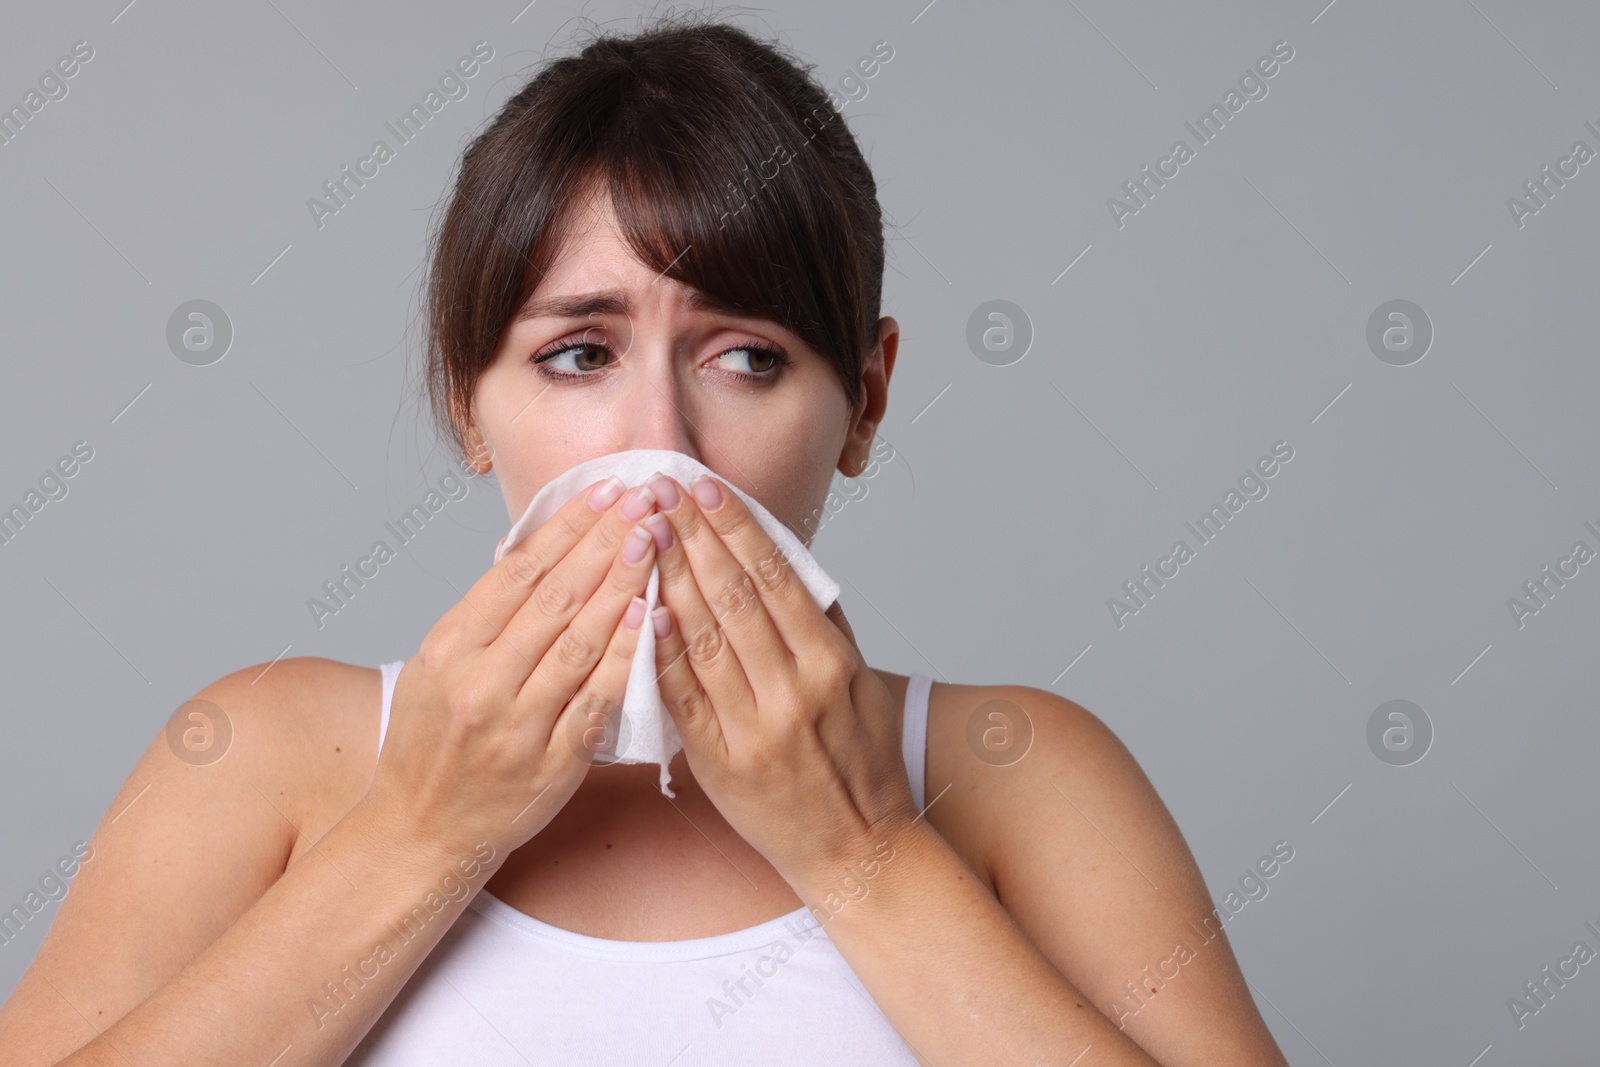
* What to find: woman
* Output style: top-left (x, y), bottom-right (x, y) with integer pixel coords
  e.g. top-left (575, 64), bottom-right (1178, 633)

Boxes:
top-left (0, 15), bottom-right (1289, 1066)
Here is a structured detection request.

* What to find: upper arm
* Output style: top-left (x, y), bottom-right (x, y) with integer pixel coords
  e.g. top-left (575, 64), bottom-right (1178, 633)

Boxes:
top-left (0, 658), bottom-right (357, 1065)
top-left (954, 687), bottom-right (1289, 1066)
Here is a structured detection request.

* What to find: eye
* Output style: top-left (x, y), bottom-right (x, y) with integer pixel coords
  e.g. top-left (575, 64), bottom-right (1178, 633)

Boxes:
top-left (531, 339), bottom-right (616, 379)
top-left (530, 335), bottom-right (793, 384)
top-left (712, 342), bottom-right (792, 380)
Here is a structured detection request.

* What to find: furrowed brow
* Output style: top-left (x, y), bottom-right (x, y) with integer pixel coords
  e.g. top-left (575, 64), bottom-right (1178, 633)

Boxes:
top-left (512, 291), bottom-right (633, 325)
top-left (512, 287), bottom-right (752, 326)
top-left (682, 288), bottom-right (750, 317)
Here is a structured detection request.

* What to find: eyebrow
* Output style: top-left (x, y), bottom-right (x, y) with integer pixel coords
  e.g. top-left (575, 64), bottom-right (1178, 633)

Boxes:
top-left (512, 287), bottom-right (746, 325)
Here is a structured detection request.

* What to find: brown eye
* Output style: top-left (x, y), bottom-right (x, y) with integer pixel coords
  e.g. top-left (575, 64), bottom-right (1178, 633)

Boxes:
top-left (573, 344), bottom-right (609, 370)
top-left (715, 344), bottom-right (786, 376)
top-left (533, 341), bottom-right (615, 377)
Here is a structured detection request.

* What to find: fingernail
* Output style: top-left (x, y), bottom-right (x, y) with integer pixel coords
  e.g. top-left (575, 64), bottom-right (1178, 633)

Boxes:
top-left (623, 524), bottom-right (652, 564)
top-left (587, 475), bottom-right (625, 511)
top-left (651, 605), bottom-right (672, 638)
top-left (645, 512), bottom-right (674, 552)
top-left (690, 475), bottom-right (724, 511)
top-left (621, 484), bottom-right (657, 522)
top-left (646, 471), bottom-right (681, 511)
top-left (623, 595), bottom-right (646, 631)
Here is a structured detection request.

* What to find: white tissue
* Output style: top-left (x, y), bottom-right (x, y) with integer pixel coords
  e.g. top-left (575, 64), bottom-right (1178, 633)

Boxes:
top-left (492, 449), bottom-right (841, 797)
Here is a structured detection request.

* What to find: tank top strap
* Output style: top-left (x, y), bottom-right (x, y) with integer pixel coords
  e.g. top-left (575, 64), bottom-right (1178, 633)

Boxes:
top-left (901, 672), bottom-right (934, 811)
top-left (377, 658), bottom-right (407, 752)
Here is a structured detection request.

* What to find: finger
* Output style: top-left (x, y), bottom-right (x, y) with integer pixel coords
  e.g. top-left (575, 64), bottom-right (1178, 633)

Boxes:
top-left (648, 473), bottom-right (795, 690)
top-left (826, 600), bottom-right (859, 654)
top-left (487, 486), bottom-right (660, 694)
top-left (641, 484), bottom-right (760, 731)
top-left (649, 600), bottom-right (729, 760)
top-left (674, 473), bottom-right (835, 650)
top-left (482, 482), bottom-right (655, 677)
top-left (542, 592), bottom-right (650, 769)
top-left (441, 474), bottom-right (628, 650)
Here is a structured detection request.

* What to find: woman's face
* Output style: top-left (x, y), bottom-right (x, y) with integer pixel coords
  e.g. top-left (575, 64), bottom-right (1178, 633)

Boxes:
top-left (463, 189), bottom-right (895, 543)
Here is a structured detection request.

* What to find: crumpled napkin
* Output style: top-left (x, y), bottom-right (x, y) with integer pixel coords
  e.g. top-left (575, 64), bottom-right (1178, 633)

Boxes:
top-left (494, 449), bottom-right (841, 796)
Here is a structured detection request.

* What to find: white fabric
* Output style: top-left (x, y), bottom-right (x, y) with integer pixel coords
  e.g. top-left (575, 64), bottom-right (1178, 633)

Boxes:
top-left (492, 449), bottom-right (841, 797)
top-left (353, 658), bottom-right (930, 1066)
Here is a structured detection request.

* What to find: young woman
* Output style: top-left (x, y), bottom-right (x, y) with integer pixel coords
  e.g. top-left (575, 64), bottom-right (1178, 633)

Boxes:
top-left (0, 15), bottom-right (1289, 1066)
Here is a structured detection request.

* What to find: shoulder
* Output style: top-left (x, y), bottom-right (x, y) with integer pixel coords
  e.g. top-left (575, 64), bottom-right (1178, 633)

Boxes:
top-left (922, 681), bottom-right (1288, 1059)
top-left (188, 655), bottom-right (385, 855)
top-left (922, 680), bottom-right (1152, 886)
top-left (0, 656), bottom-right (388, 1056)
top-left (193, 654), bottom-right (381, 759)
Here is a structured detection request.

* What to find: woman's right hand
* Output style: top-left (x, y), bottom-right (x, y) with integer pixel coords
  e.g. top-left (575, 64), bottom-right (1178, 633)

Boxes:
top-left (363, 474), bottom-right (668, 863)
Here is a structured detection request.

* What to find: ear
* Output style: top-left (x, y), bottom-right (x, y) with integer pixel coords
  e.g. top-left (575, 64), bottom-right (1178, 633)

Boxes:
top-left (461, 411), bottom-right (494, 475)
top-left (837, 316), bottom-right (898, 478)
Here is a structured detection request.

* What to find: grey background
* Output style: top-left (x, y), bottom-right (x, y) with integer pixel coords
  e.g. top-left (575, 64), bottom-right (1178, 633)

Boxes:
top-left (2, 0), bottom-right (1597, 1062)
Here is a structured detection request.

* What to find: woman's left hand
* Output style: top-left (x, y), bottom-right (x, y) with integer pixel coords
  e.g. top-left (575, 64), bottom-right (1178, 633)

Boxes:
top-left (641, 471), bottom-right (920, 897)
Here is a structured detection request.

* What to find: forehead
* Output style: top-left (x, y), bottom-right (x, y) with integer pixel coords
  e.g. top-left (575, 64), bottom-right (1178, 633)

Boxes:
top-left (517, 188), bottom-right (747, 324)
top-left (512, 284), bottom-right (745, 329)
top-left (527, 189), bottom-right (673, 302)
top-left (537, 190), bottom-right (637, 284)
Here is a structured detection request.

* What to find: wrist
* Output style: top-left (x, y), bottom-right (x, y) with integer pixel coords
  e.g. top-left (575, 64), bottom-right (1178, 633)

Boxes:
top-left (792, 816), bottom-right (943, 929)
top-left (339, 794), bottom-right (505, 886)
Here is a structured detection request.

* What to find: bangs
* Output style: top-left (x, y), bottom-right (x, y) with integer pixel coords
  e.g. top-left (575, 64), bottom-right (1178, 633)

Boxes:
top-left (426, 15), bottom-right (883, 456)
top-left (528, 83), bottom-right (857, 368)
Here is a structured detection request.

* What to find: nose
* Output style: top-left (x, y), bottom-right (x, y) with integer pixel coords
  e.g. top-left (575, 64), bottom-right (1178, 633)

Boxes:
top-left (616, 340), bottom-right (699, 458)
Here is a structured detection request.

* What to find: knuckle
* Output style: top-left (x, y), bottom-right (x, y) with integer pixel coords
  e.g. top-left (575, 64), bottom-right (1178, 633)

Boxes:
top-left (673, 503), bottom-right (709, 545)
top-left (552, 628), bottom-right (595, 670)
top-left (769, 686), bottom-right (811, 727)
top-left (571, 691), bottom-right (622, 745)
top-left (556, 508), bottom-right (592, 543)
top-left (751, 547), bottom-right (794, 596)
top-left (655, 547), bottom-right (691, 584)
top-left (710, 572), bottom-right (758, 621)
top-left (605, 625), bottom-right (638, 664)
top-left (533, 572), bottom-right (576, 619)
top-left (813, 647), bottom-right (854, 693)
top-left (418, 627), bottom-right (452, 665)
top-left (726, 513), bottom-right (761, 551)
top-left (501, 547), bottom-right (546, 593)
top-left (669, 684), bottom-right (714, 725)
top-left (684, 618), bottom-right (728, 668)
top-left (588, 514), bottom-right (626, 552)
top-left (605, 566), bottom-right (640, 599)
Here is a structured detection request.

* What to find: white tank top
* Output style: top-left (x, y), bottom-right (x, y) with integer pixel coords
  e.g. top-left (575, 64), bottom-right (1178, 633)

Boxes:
top-left (345, 658), bottom-right (933, 1066)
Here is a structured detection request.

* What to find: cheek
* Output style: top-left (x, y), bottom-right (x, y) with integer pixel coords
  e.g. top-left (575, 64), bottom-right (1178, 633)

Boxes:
top-left (759, 443), bottom-right (843, 537)
top-left (743, 386), bottom-right (850, 531)
top-left (477, 348), bottom-right (542, 409)
top-left (470, 372), bottom-right (568, 520)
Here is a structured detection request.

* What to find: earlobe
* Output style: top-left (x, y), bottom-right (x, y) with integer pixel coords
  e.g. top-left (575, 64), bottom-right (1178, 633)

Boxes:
top-left (462, 418), bottom-right (494, 475)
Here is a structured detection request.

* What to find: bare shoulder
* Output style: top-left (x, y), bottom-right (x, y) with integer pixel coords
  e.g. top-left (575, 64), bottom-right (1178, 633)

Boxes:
top-left (165, 655), bottom-right (384, 857)
top-left (919, 679), bottom-right (1144, 886)
top-left (921, 679), bottom-right (1288, 1063)
top-left (921, 676), bottom-right (1190, 920)
top-left (214, 655), bottom-right (385, 856)
top-left (0, 655), bottom-right (384, 1064)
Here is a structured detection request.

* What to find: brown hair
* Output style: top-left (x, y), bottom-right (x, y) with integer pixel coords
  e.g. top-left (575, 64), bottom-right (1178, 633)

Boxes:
top-left (423, 12), bottom-right (887, 462)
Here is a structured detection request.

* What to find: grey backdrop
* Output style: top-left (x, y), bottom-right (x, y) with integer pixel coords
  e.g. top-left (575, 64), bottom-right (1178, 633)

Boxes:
top-left (3, 0), bottom-right (1597, 1062)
